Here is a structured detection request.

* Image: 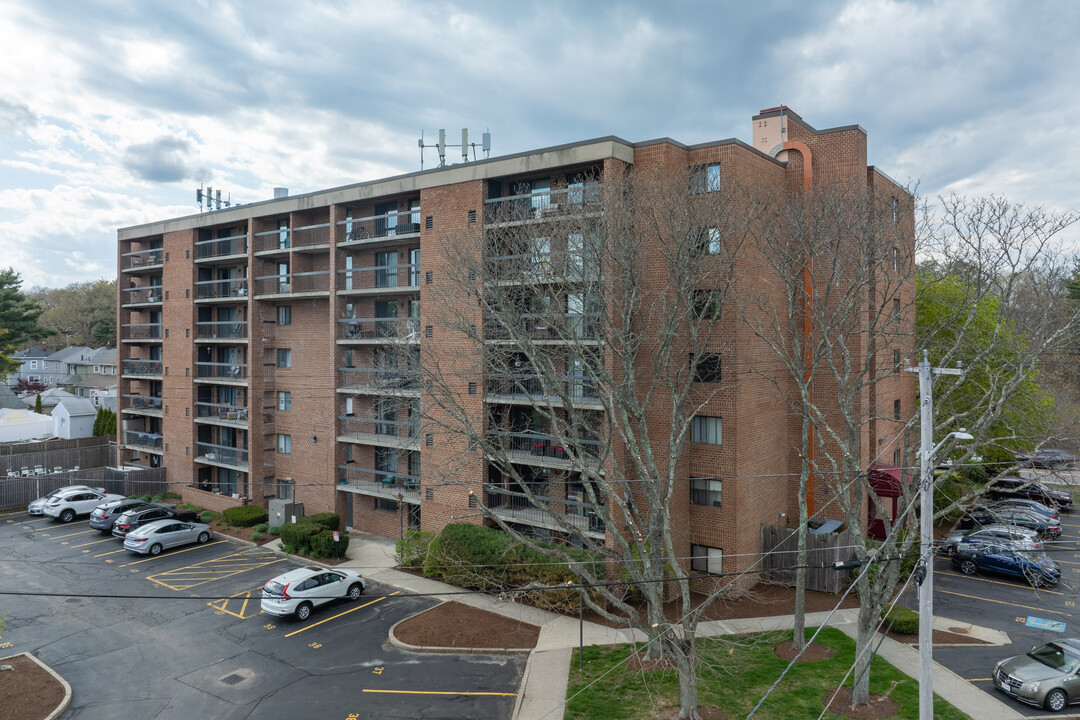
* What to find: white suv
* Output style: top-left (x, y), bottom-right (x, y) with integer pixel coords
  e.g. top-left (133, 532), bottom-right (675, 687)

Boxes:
top-left (43, 489), bottom-right (125, 523)
top-left (261, 567), bottom-right (367, 620)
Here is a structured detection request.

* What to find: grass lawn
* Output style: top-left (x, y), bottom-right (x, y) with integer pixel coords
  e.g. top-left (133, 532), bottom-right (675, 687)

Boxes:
top-left (565, 627), bottom-right (971, 719)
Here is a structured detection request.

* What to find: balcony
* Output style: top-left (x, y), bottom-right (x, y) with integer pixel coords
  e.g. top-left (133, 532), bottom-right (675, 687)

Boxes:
top-left (337, 465), bottom-right (421, 504)
top-left (123, 395), bottom-right (162, 415)
top-left (195, 402), bottom-right (249, 426)
top-left (120, 247), bottom-right (164, 272)
top-left (486, 374), bottom-right (601, 406)
top-left (337, 317), bottom-right (420, 343)
top-left (484, 183), bottom-right (601, 225)
top-left (123, 430), bottom-right (163, 453)
top-left (194, 277), bottom-right (249, 301)
top-left (195, 442), bottom-right (249, 471)
top-left (194, 361), bottom-right (248, 382)
top-left (485, 485), bottom-right (605, 538)
top-left (337, 210), bottom-right (421, 246)
top-left (491, 431), bottom-right (602, 470)
top-left (337, 367), bottom-right (420, 394)
top-left (253, 223), bottom-right (331, 254)
top-left (483, 314), bottom-right (599, 342)
top-left (337, 263), bottom-right (420, 295)
top-left (121, 323), bottom-right (163, 341)
top-left (252, 271), bottom-right (330, 297)
top-left (195, 233), bottom-right (248, 262)
top-left (121, 286), bottom-right (163, 306)
top-left (121, 359), bottom-right (163, 377)
top-left (338, 416), bottom-right (420, 449)
top-left (194, 321), bottom-right (248, 341)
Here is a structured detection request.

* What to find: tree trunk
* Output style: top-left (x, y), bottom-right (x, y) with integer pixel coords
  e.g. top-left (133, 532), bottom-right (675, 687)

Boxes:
top-left (852, 576), bottom-right (875, 706)
top-left (792, 414), bottom-right (812, 651)
top-left (669, 634), bottom-right (700, 720)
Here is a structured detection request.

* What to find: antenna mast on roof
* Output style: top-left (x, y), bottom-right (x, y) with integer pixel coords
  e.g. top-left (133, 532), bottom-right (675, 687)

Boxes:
top-left (418, 128), bottom-right (491, 171)
top-left (195, 185), bottom-right (236, 212)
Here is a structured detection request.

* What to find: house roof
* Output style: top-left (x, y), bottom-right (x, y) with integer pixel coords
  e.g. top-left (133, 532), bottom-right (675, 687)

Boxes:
top-left (54, 397), bottom-right (97, 416)
top-left (12, 347), bottom-right (49, 360)
top-left (87, 347), bottom-right (117, 364)
top-left (0, 384), bottom-right (23, 410)
top-left (46, 346), bottom-right (94, 363)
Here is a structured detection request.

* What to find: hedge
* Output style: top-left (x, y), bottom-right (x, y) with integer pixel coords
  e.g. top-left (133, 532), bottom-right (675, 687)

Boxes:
top-left (223, 505), bottom-right (269, 528)
top-left (311, 529), bottom-right (349, 558)
top-left (304, 512), bottom-right (340, 531)
top-left (277, 516), bottom-right (347, 559)
top-left (279, 521), bottom-right (322, 552)
top-left (881, 604), bottom-right (920, 635)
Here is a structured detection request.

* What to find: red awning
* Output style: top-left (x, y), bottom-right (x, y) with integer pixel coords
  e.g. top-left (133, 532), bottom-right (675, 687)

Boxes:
top-left (868, 464), bottom-right (905, 498)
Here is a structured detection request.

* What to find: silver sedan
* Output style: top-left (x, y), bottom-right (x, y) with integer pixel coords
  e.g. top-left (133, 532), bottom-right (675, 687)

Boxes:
top-left (123, 519), bottom-right (213, 555)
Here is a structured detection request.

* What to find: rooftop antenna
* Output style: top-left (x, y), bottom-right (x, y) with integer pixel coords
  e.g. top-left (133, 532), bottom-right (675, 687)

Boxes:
top-left (195, 185), bottom-right (235, 212)
top-left (418, 128), bottom-right (492, 170)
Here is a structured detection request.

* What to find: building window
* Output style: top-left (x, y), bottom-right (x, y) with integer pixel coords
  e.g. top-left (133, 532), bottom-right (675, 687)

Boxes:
top-left (892, 247), bottom-right (899, 272)
top-left (692, 290), bottom-right (722, 319)
top-left (690, 163), bottom-right (722, 194)
top-left (692, 227), bottom-right (722, 256)
top-left (345, 397), bottom-right (354, 416)
top-left (892, 196), bottom-right (899, 223)
top-left (278, 306), bottom-right (292, 325)
top-left (692, 354), bottom-right (722, 383)
top-left (279, 479), bottom-right (293, 500)
top-left (893, 448), bottom-right (902, 466)
top-left (691, 544), bottom-right (723, 574)
top-left (277, 391), bottom-right (291, 411)
top-left (893, 298), bottom-right (900, 320)
top-left (277, 434), bottom-right (292, 454)
top-left (29, 360), bottom-right (37, 369)
top-left (893, 349), bottom-right (901, 373)
top-left (690, 478), bottom-right (722, 508)
top-left (893, 399), bottom-right (901, 421)
top-left (692, 415), bottom-right (722, 444)
top-left (375, 497), bottom-right (398, 512)
top-left (277, 349), bottom-right (292, 368)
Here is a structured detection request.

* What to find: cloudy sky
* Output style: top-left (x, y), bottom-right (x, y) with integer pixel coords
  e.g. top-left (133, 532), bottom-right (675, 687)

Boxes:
top-left (1, 0), bottom-right (1077, 289)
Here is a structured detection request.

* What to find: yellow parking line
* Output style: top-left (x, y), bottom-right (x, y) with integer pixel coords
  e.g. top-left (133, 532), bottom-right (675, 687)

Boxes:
top-left (361, 689), bottom-right (517, 697)
top-left (938, 588), bottom-right (1072, 617)
top-left (94, 547), bottom-right (128, 557)
top-left (208, 585), bottom-right (266, 619)
top-left (71, 537), bottom-right (117, 548)
top-left (10, 517), bottom-right (50, 524)
top-left (149, 558), bottom-right (286, 592)
top-left (50, 529), bottom-right (98, 539)
top-left (284, 592), bottom-right (400, 638)
top-left (35, 520), bottom-right (90, 532)
top-left (966, 678), bottom-right (993, 682)
top-left (119, 540), bottom-right (227, 566)
top-left (935, 569), bottom-right (1069, 596)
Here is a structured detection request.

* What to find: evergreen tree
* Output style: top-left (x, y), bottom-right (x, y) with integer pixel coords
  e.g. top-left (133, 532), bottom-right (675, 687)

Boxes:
top-left (93, 408), bottom-right (103, 436)
top-left (0, 268), bottom-right (54, 375)
top-left (33, 394), bottom-right (43, 414)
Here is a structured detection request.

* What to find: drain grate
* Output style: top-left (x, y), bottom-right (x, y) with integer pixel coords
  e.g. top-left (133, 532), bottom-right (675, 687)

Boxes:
top-left (220, 673), bottom-right (245, 686)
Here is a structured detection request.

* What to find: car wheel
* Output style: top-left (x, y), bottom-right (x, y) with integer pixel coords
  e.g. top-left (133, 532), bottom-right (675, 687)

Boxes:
top-left (1028, 571), bottom-right (1045, 588)
top-left (960, 560), bottom-right (978, 575)
top-left (347, 583), bottom-right (363, 601)
top-left (197, 531), bottom-right (210, 544)
top-left (59, 509), bottom-right (75, 523)
top-left (149, 543), bottom-right (162, 556)
top-left (1045, 688), bottom-right (1067, 712)
top-left (296, 602), bottom-right (313, 621)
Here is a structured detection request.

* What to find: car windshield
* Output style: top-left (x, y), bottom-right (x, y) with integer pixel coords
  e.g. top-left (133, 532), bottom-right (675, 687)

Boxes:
top-left (264, 581), bottom-right (286, 596)
top-left (1029, 643), bottom-right (1080, 674)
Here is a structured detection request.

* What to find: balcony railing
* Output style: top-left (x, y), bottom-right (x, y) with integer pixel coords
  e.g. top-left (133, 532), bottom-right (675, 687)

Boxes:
top-left (120, 248), bottom-right (164, 271)
top-left (338, 317), bottom-right (420, 341)
top-left (122, 323), bottom-right (163, 340)
top-left (195, 234), bottom-right (247, 260)
top-left (483, 314), bottom-right (599, 341)
top-left (337, 367), bottom-right (420, 392)
top-left (337, 263), bottom-right (420, 292)
top-left (194, 361), bottom-right (248, 380)
top-left (337, 210), bottom-right (421, 244)
top-left (491, 431), bottom-right (602, 461)
top-left (123, 395), bottom-right (162, 411)
top-left (195, 402), bottom-right (249, 422)
top-left (485, 484), bottom-right (605, 535)
top-left (122, 359), bottom-right (163, 376)
top-left (485, 251), bottom-right (599, 284)
top-left (253, 271), bottom-right (330, 296)
top-left (195, 442), bottom-right (249, 468)
top-left (194, 321), bottom-right (248, 340)
top-left (484, 183), bottom-right (601, 224)
top-left (486, 374), bottom-right (599, 401)
top-left (194, 277), bottom-right (249, 300)
top-left (339, 416), bottom-right (419, 441)
top-left (123, 430), bottom-right (163, 451)
top-left (253, 223), bottom-right (331, 253)
top-left (337, 465), bottom-right (421, 503)
top-left (121, 286), bottom-right (163, 305)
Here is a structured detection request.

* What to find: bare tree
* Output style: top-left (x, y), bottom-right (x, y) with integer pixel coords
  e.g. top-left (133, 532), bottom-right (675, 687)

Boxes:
top-left (415, 162), bottom-right (761, 719)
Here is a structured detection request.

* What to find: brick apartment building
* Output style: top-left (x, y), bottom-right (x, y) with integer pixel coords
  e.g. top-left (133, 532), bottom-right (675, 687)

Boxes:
top-left (117, 108), bottom-right (914, 580)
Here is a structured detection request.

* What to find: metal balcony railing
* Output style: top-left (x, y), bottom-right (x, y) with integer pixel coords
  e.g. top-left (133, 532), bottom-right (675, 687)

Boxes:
top-left (483, 314), bottom-right (599, 341)
top-left (486, 374), bottom-right (599, 401)
top-left (485, 251), bottom-right (599, 284)
top-left (337, 367), bottom-right (420, 391)
top-left (338, 416), bottom-right (419, 441)
top-left (491, 431), bottom-right (602, 461)
top-left (124, 430), bottom-right (163, 451)
top-left (194, 277), bottom-right (249, 300)
top-left (194, 361), bottom-right (248, 380)
top-left (194, 321), bottom-right (248, 340)
top-left (485, 485), bottom-right (605, 535)
top-left (252, 271), bottom-right (330, 296)
top-left (253, 222), bottom-right (331, 252)
top-left (337, 263), bottom-right (420, 291)
top-left (337, 465), bottom-right (421, 503)
top-left (122, 323), bottom-right (163, 340)
top-left (195, 442), bottom-right (249, 468)
top-left (195, 402), bottom-right (249, 422)
top-left (337, 210), bottom-right (421, 244)
top-left (120, 247), bottom-right (164, 270)
top-left (195, 234), bottom-right (247, 260)
top-left (338, 317), bottom-right (420, 341)
top-left (483, 183), bottom-right (601, 224)
top-left (121, 286), bottom-right (163, 305)
top-left (122, 359), bottom-right (163, 376)
top-left (123, 395), bottom-right (162, 411)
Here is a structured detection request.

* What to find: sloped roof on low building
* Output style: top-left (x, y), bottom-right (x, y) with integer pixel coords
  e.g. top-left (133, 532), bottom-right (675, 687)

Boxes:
top-left (87, 347), bottom-right (117, 365)
top-left (54, 397), bottom-right (97, 416)
top-left (46, 346), bottom-right (94, 363)
top-left (0, 384), bottom-right (24, 410)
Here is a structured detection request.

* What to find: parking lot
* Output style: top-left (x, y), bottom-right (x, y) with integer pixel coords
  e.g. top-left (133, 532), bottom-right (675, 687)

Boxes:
top-left (0, 511), bottom-right (524, 720)
top-left (930, 504), bottom-right (1080, 717)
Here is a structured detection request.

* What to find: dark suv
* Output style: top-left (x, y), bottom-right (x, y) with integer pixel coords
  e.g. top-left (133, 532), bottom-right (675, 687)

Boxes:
top-left (986, 476), bottom-right (1073, 510)
top-left (112, 505), bottom-right (197, 538)
top-left (89, 498), bottom-right (151, 534)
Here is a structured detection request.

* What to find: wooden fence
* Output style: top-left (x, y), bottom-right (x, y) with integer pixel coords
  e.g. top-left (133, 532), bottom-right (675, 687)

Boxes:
top-left (760, 524), bottom-right (857, 594)
top-left (1, 436), bottom-right (114, 476)
top-left (0, 467), bottom-right (169, 512)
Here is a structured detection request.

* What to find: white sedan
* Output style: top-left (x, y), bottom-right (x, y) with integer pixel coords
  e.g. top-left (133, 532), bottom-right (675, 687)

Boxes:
top-left (261, 567), bottom-right (367, 620)
top-left (123, 519), bottom-right (213, 555)
top-left (43, 489), bottom-right (125, 522)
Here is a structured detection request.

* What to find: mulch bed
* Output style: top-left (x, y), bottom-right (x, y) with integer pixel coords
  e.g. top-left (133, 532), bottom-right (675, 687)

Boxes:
top-left (393, 601), bottom-right (541, 649)
top-left (773, 640), bottom-right (835, 662)
top-left (821, 689), bottom-right (900, 720)
top-left (0, 655), bottom-right (65, 720)
top-left (887, 628), bottom-right (989, 645)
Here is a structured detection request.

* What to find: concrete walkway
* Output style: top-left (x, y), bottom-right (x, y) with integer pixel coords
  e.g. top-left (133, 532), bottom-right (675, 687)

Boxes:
top-left (279, 531), bottom-right (1023, 720)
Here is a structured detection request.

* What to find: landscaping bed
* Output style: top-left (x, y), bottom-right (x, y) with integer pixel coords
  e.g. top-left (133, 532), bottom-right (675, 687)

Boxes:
top-left (393, 601), bottom-right (541, 649)
top-left (0, 654), bottom-right (65, 720)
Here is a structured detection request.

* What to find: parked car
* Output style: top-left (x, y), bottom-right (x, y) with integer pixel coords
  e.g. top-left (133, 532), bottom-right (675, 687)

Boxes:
top-left (940, 524), bottom-right (1042, 556)
top-left (27, 485), bottom-right (104, 515)
top-left (112, 505), bottom-right (197, 538)
top-left (122, 519), bottom-right (212, 555)
top-left (987, 476), bottom-right (1074, 509)
top-left (88, 498), bottom-right (152, 533)
top-left (1015, 449), bottom-right (1078, 469)
top-left (42, 489), bottom-right (126, 523)
top-left (987, 499), bottom-right (1061, 521)
top-left (261, 567), bottom-right (367, 621)
top-left (994, 638), bottom-right (1080, 711)
top-left (960, 507), bottom-right (1061, 539)
top-left (953, 543), bottom-right (1060, 587)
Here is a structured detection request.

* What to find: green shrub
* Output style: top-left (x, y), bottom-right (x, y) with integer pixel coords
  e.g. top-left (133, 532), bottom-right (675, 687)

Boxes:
top-left (199, 510), bottom-right (221, 524)
top-left (279, 521), bottom-right (322, 553)
top-left (253, 523), bottom-right (269, 533)
top-left (395, 529), bottom-right (434, 568)
top-left (151, 494), bottom-right (165, 504)
top-left (281, 542), bottom-right (296, 554)
top-left (303, 512), bottom-right (340, 531)
top-left (310, 529), bottom-right (350, 558)
top-left (251, 533), bottom-right (265, 541)
top-left (268, 525), bottom-right (281, 536)
top-left (223, 505), bottom-right (269, 528)
top-left (881, 604), bottom-right (920, 635)
top-left (162, 492), bottom-right (182, 500)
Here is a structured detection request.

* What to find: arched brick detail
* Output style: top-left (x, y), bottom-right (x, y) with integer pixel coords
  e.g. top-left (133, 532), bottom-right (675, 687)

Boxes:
top-left (780, 140), bottom-right (813, 192)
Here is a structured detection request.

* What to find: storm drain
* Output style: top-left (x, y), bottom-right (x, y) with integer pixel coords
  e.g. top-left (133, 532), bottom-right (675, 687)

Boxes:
top-left (220, 673), bottom-right (245, 686)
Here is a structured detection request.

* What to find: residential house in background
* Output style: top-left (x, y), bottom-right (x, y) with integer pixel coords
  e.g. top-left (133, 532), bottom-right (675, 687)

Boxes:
top-left (6, 346), bottom-right (50, 387)
top-left (43, 346), bottom-right (95, 387)
top-left (63, 347), bottom-right (118, 399)
top-left (0, 385), bottom-right (24, 411)
top-left (28, 387), bottom-right (77, 411)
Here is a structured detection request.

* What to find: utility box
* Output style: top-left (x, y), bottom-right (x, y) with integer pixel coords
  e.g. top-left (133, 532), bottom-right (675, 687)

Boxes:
top-left (269, 499), bottom-right (304, 525)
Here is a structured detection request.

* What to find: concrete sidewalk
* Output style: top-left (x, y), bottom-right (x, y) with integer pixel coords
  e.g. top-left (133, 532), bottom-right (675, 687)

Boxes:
top-left (283, 531), bottom-right (1022, 720)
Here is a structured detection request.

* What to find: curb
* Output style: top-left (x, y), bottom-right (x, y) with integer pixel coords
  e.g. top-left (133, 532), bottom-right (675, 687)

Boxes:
top-left (387, 602), bottom-right (534, 655)
top-left (0, 651), bottom-right (72, 720)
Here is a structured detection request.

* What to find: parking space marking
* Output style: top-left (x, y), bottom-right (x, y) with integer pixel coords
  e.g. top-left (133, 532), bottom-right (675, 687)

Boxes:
top-left (148, 551), bottom-right (285, 591)
top-left (71, 537), bottom-right (117, 548)
top-left (361, 689), bottom-right (518, 697)
top-left (938, 588), bottom-right (1073, 617)
top-left (51, 528), bottom-right (98, 540)
top-left (34, 520), bottom-right (90, 532)
top-left (94, 547), bottom-right (128, 557)
top-left (118, 540), bottom-right (228, 567)
top-left (208, 585), bottom-right (266, 619)
top-left (966, 677), bottom-right (993, 682)
top-left (283, 591), bottom-right (401, 638)
top-left (7, 517), bottom-right (49, 524)
top-left (934, 569), bottom-right (1071, 596)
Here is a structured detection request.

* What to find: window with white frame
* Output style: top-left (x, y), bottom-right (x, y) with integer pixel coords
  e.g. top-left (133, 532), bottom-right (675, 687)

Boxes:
top-left (692, 415), bottom-right (722, 444)
top-left (691, 544), bottom-right (723, 574)
top-left (692, 227), bottom-right (723, 256)
top-left (277, 391), bottom-right (291, 411)
top-left (277, 434), bottom-right (291, 454)
top-left (690, 478), bottom-right (722, 507)
top-left (29, 360), bottom-right (38, 369)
